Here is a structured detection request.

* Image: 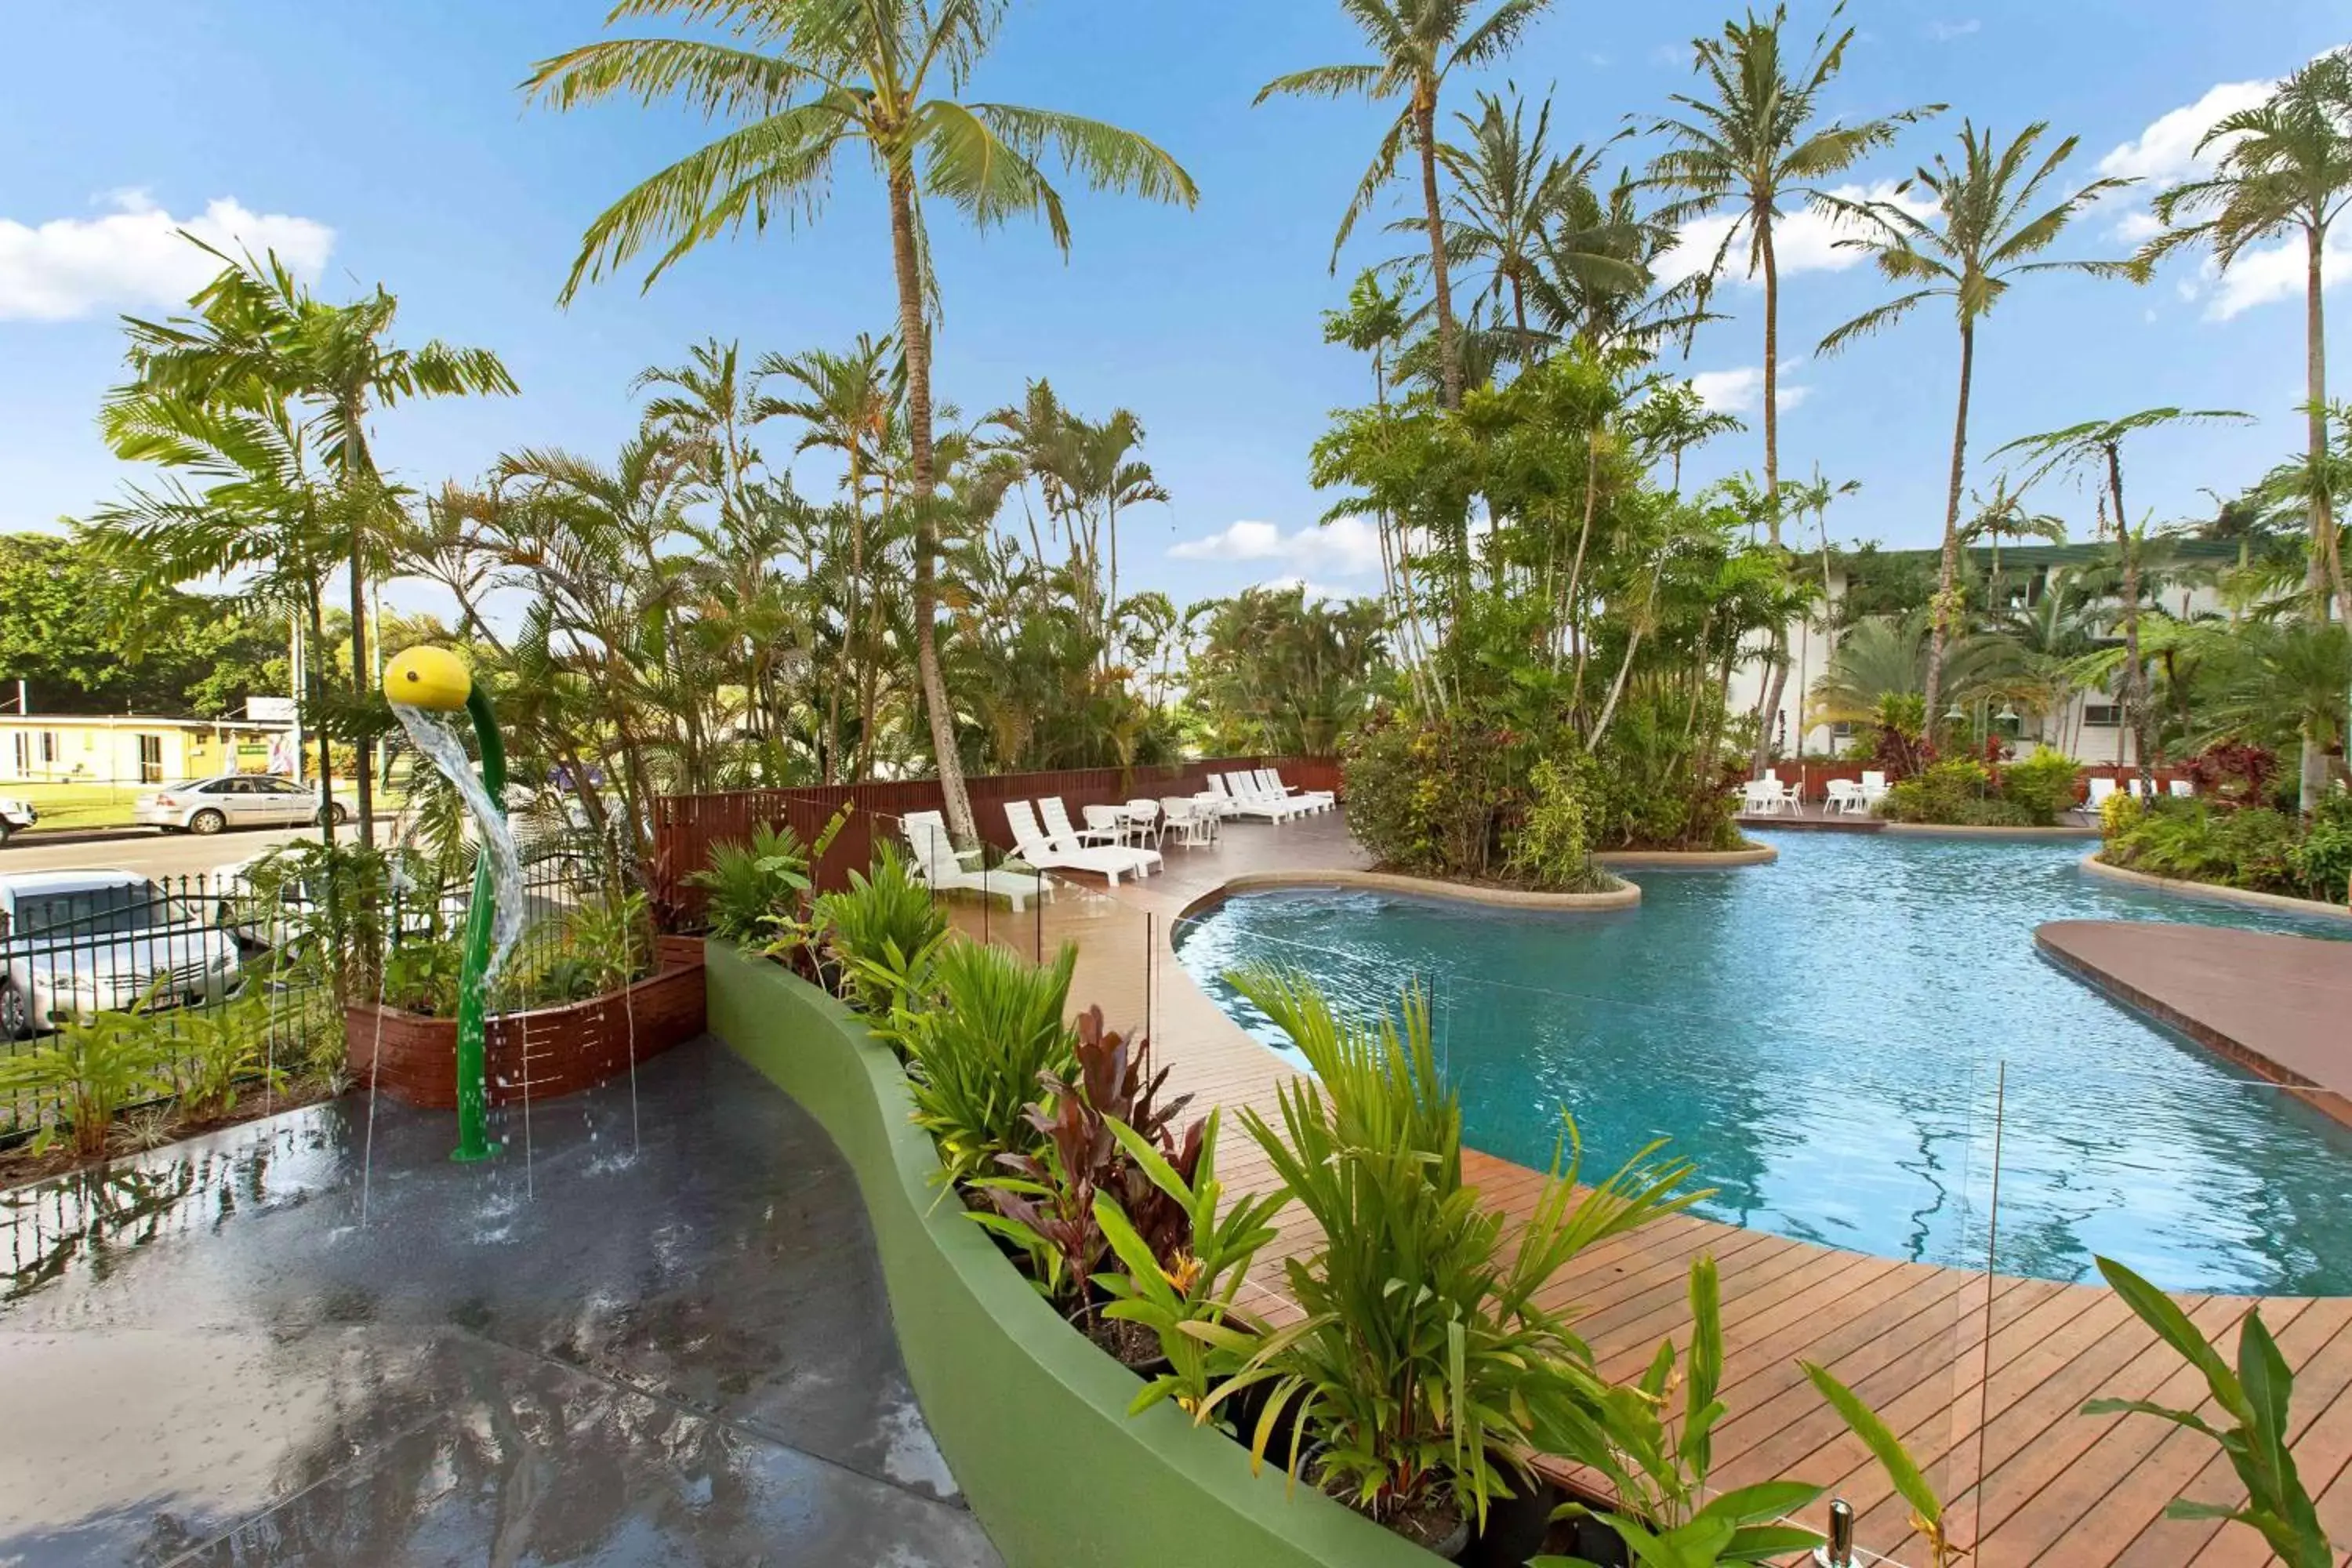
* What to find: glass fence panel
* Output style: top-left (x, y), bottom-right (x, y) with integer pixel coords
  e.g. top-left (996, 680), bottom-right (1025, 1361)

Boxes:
top-left (1969, 1068), bottom-right (2352, 1568)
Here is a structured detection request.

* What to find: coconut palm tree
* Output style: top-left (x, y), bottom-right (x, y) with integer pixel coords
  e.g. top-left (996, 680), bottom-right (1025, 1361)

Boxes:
top-left (1817, 121), bottom-right (2129, 733)
top-left (1258, 0), bottom-right (1553, 410)
top-left (1644, 3), bottom-right (1935, 768)
top-left (112, 243), bottom-right (516, 845)
top-left (524, 0), bottom-right (1197, 844)
top-left (2135, 50), bottom-right (2352, 626)
top-left (1645, 5), bottom-right (1935, 523)
top-left (1425, 87), bottom-right (1582, 348)
top-left (1995, 408), bottom-right (2252, 796)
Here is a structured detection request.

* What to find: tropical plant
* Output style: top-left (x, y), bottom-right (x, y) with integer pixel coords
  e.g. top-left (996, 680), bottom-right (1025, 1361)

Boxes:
top-left (2135, 50), bottom-right (2352, 628)
top-left (1504, 756), bottom-right (1610, 891)
top-left (684, 821), bottom-right (815, 946)
top-left (1644, 2), bottom-right (1937, 765)
top-left (0, 1002), bottom-right (176, 1156)
top-left (1817, 121), bottom-right (2128, 728)
top-left (1186, 585), bottom-right (1388, 756)
top-left (2082, 1256), bottom-right (2342, 1568)
top-left (108, 241), bottom-right (516, 844)
top-left (2288, 791), bottom-right (2352, 902)
top-left (175, 994), bottom-right (284, 1120)
top-left (970, 1006), bottom-right (1197, 1327)
top-left (1538, 1256), bottom-right (1826, 1568)
top-left (384, 935), bottom-right (466, 1016)
top-left (526, 0), bottom-right (1197, 848)
top-left (1994, 408), bottom-right (2254, 796)
top-left (815, 844), bottom-right (951, 1016)
top-left (1258, 0), bottom-right (1552, 409)
top-left (1094, 1108), bottom-right (1289, 1420)
top-left (1210, 968), bottom-right (1700, 1544)
top-left (1804, 1361), bottom-right (1961, 1568)
top-left (1995, 749), bottom-right (2082, 824)
top-left (897, 941), bottom-right (1080, 1190)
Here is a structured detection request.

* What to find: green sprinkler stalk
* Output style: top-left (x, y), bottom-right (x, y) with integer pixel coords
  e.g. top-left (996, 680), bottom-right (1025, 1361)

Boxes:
top-left (449, 678), bottom-right (506, 1163)
top-left (382, 645), bottom-right (506, 1163)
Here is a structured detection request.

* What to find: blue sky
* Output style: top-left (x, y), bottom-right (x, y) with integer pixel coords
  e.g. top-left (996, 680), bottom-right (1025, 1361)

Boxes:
top-left (2, 0), bottom-right (2347, 618)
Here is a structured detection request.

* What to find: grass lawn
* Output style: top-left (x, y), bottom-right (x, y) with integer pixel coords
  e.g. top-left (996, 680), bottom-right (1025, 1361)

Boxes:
top-left (3, 781), bottom-right (149, 829)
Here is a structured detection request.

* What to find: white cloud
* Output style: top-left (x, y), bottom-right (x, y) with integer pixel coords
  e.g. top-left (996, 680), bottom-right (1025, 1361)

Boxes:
top-left (0, 191), bottom-right (334, 322)
top-left (1689, 363), bottom-right (1810, 415)
top-left (1657, 182), bottom-right (1940, 288)
top-left (1170, 516), bottom-right (1385, 577)
top-left (1926, 18), bottom-right (1980, 42)
top-left (2202, 229), bottom-right (2352, 320)
top-left (1649, 42), bottom-right (1686, 67)
top-left (2096, 76), bottom-right (2275, 188)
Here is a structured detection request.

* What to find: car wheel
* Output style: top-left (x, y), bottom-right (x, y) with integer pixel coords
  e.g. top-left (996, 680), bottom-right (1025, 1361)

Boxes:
top-left (0, 822), bottom-right (13, 847)
top-left (190, 808), bottom-right (228, 836)
top-left (0, 984), bottom-right (29, 1041)
top-left (321, 803), bottom-right (350, 827)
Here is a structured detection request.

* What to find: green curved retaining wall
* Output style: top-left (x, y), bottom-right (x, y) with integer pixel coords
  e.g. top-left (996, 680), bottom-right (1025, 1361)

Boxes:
top-left (706, 941), bottom-right (1432, 1568)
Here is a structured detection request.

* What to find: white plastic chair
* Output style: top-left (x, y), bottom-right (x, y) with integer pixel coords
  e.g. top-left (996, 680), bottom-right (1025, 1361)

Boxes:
top-left (2168, 779), bottom-right (2194, 798)
top-left (1045, 797), bottom-right (1163, 877)
top-left (1859, 770), bottom-right (1890, 806)
top-left (1122, 798), bottom-right (1165, 846)
top-left (901, 811), bottom-right (1049, 911)
top-left (1826, 779), bottom-right (1867, 816)
top-left (1260, 768), bottom-right (1334, 811)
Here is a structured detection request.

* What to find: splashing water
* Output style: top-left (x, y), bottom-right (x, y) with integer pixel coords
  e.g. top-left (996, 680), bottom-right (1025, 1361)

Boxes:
top-left (389, 702), bottom-right (528, 985)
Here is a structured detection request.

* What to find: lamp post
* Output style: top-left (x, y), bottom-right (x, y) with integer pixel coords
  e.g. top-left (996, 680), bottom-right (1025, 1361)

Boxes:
top-left (382, 646), bottom-right (506, 1164)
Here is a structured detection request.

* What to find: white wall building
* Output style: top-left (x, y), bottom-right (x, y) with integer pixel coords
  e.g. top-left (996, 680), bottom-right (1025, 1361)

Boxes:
top-left (1729, 541), bottom-right (2242, 768)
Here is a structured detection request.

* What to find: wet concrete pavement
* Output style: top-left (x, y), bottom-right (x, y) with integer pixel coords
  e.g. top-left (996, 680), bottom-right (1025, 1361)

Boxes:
top-left (0, 1037), bottom-right (999, 1566)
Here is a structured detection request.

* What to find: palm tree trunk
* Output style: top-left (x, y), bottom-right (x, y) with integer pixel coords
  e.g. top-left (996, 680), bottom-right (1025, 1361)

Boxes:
top-left (1923, 318), bottom-right (1975, 745)
top-left (889, 170), bottom-right (978, 847)
top-left (308, 583), bottom-right (336, 851)
top-left (2300, 222), bottom-right (2340, 814)
top-left (2107, 445), bottom-right (2155, 797)
top-left (345, 533), bottom-right (376, 849)
top-left (827, 450), bottom-right (863, 788)
top-left (1566, 430), bottom-right (1602, 696)
top-left (1748, 220), bottom-right (1790, 775)
top-left (1416, 85), bottom-right (1462, 411)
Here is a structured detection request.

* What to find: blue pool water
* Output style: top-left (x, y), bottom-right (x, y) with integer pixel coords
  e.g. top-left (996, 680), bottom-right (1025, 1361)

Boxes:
top-left (1173, 832), bottom-right (2352, 1296)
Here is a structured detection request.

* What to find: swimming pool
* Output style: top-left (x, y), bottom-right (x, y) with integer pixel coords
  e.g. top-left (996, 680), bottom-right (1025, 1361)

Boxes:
top-left (1172, 832), bottom-right (2352, 1296)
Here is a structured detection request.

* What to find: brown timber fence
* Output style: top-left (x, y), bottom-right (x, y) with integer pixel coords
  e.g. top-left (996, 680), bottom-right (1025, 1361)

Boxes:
top-left (651, 755), bottom-right (1345, 920)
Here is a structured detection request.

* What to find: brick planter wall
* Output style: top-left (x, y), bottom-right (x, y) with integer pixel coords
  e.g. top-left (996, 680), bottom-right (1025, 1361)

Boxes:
top-left (347, 935), bottom-right (706, 1110)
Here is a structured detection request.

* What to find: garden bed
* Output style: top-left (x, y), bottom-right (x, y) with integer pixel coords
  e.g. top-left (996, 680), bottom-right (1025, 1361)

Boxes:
top-left (2079, 855), bottom-right (2352, 921)
top-left (1216, 865), bottom-right (1641, 910)
top-left (704, 941), bottom-right (1435, 1568)
top-left (346, 935), bottom-right (706, 1109)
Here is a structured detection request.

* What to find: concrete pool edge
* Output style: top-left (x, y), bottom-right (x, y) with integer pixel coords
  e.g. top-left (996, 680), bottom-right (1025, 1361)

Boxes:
top-left (1593, 842), bottom-right (1777, 869)
top-left (704, 940), bottom-right (1436, 1568)
top-left (1203, 865), bottom-right (1642, 910)
top-left (2078, 852), bottom-right (2352, 922)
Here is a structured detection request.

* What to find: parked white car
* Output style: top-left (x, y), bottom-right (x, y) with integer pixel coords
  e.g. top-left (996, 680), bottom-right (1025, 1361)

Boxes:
top-left (0, 795), bottom-right (37, 844)
top-left (0, 869), bottom-right (241, 1036)
top-left (134, 775), bottom-right (354, 835)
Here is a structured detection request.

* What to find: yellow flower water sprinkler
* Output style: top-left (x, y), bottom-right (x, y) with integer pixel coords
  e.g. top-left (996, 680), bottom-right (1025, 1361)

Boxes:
top-left (383, 646), bottom-right (506, 1163)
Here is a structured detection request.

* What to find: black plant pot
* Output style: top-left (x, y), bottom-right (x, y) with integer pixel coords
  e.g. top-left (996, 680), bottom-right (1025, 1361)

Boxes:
top-left (1461, 1472), bottom-right (1567, 1567)
top-left (1566, 1513), bottom-right (1632, 1568)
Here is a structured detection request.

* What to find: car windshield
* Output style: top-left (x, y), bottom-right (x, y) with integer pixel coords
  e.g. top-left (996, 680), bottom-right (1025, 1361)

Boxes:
top-left (13, 881), bottom-right (180, 939)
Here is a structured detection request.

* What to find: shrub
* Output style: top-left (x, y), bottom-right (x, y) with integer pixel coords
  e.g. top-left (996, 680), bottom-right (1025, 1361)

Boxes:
top-left (383, 935), bottom-right (464, 1015)
top-left (1879, 759), bottom-right (1995, 823)
top-left (2105, 799), bottom-right (2303, 894)
top-left (816, 844), bottom-right (950, 1014)
top-left (2185, 741), bottom-right (2280, 808)
top-left (176, 994), bottom-right (282, 1119)
top-left (897, 941), bottom-right (1079, 1189)
top-left (1998, 750), bottom-right (2082, 826)
top-left (1504, 758), bottom-right (1612, 891)
top-left (684, 821), bottom-right (812, 945)
top-left (2288, 792), bottom-right (2352, 903)
top-left (1341, 706), bottom-right (1515, 880)
top-left (0, 1007), bottom-right (175, 1156)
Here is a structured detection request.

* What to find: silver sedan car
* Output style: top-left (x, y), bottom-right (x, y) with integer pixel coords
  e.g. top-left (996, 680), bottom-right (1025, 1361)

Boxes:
top-left (0, 869), bottom-right (241, 1036)
top-left (134, 775), bottom-right (354, 835)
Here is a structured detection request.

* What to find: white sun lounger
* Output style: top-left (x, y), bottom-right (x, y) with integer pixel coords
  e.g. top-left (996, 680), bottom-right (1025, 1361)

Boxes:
top-left (1256, 768), bottom-right (1334, 811)
top-left (901, 810), bottom-right (1051, 911)
top-left (1216, 772), bottom-right (1315, 822)
top-left (1004, 800), bottom-right (1149, 884)
top-left (1040, 797), bottom-right (1161, 877)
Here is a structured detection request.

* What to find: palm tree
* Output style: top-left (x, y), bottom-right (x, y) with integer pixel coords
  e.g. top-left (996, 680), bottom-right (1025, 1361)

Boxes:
top-left (1994, 408), bottom-right (2252, 796)
top-left (1817, 121), bottom-right (2129, 731)
top-left (1257, 0), bottom-right (1552, 411)
top-left (1646, 5), bottom-right (1934, 522)
top-left (1957, 474), bottom-right (2067, 612)
top-left (2135, 51), bottom-right (2352, 626)
top-left (1784, 463), bottom-right (1860, 642)
top-left (1644, 3), bottom-right (1935, 768)
top-left (758, 335), bottom-right (905, 780)
top-left (112, 243), bottom-right (516, 844)
top-left (1428, 87), bottom-right (1581, 347)
top-left (524, 0), bottom-right (1197, 845)
top-left (634, 337), bottom-right (766, 524)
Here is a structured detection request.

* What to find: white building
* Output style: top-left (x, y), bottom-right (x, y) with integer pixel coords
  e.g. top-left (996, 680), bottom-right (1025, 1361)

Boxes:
top-left (1730, 540), bottom-right (2242, 768)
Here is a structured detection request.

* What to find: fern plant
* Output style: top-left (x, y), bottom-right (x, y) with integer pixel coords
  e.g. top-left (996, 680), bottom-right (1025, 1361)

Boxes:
top-left (684, 821), bottom-right (812, 945)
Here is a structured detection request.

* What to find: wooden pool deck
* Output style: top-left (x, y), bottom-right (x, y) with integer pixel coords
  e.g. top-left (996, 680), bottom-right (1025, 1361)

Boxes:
top-left (950, 811), bottom-right (2352, 1566)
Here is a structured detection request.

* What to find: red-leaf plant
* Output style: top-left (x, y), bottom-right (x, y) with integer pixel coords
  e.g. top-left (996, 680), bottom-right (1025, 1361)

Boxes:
top-left (969, 1005), bottom-right (1204, 1325)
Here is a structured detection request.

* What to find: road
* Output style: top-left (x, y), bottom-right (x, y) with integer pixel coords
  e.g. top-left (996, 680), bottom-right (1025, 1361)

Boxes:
top-left (0, 827), bottom-right (321, 880)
